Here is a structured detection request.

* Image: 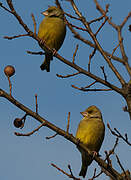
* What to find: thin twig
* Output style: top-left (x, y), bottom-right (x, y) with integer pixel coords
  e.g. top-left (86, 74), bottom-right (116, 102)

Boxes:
top-left (107, 123), bottom-right (131, 146)
top-left (71, 84), bottom-right (112, 92)
top-left (89, 15), bottom-right (104, 24)
top-left (129, 24), bottom-right (131, 32)
top-left (100, 66), bottom-right (107, 81)
top-left (110, 41), bottom-right (121, 60)
top-left (66, 112), bottom-right (70, 133)
top-left (120, 12), bottom-right (131, 28)
top-left (4, 34), bottom-right (29, 40)
top-left (73, 44), bottom-right (79, 63)
top-left (51, 163), bottom-right (80, 180)
top-left (67, 22), bottom-right (88, 32)
top-left (14, 122), bottom-right (46, 136)
top-left (89, 170), bottom-right (103, 180)
top-left (70, 0), bottom-right (126, 86)
top-left (88, 48), bottom-right (96, 72)
top-left (89, 168), bottom-right (104, 180)
top-left (35, 94), bottom-right (38, 114)
top-left (46, 133), bottom-right (58, 139)
top-left (64, 12), bottom-right (81, 20)
top-left (89, 168), bottom-right (97, 180)
top-left (7, 76), bottom-right (12, 96)
top-left (104, 138), bottom-right (119, 162)
top-left (115, 154), bottom-right (128, 180)
top-left (51, 163), bottom-right (71, 178)
top-left (104, 151), bottom-right (112, 167)
top-left (95, 17), bottom-right (108, 36)
top-left (56, 72), bottom-right (80, 78)
top-left (94, 0), bottom-right (131, 77)
top-left (26, 51), bottom-right (45, 55)
top-left (21, 113), bottom-right (28, 123)
top-left (68, 165), bottom-right (73, 176)
top-left (0, 2), bottom-right (13, 14)
top-left (114, 128), bottom-right (131, 146)
top-left (31, 13), bottom-right (36, 35)
top-left (65, 17), bottom-right (125, 64)
top-left (84, 81), bottom-right (97, 88)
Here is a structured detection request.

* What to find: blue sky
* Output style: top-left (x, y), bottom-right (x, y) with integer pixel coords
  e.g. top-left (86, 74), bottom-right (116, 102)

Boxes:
top-left (0, 0), bottom-right (131, 179)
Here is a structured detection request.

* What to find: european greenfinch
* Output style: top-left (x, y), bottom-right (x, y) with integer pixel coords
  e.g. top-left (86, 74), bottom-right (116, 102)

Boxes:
top-left (76, 105), bottom-right (105, 178)
top-left (38, 6), bottom-right (66, 72)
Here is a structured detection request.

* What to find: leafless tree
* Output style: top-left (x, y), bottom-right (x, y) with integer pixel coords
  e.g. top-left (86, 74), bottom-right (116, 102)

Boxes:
top-left (0, 0), bottom-right (131, 179)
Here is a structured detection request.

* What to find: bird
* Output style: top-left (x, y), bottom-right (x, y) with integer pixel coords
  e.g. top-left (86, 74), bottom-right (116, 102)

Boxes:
top-left (75, 105), bottom-right (105, 178)
top-left (38, 6), bottom-right (66, 72)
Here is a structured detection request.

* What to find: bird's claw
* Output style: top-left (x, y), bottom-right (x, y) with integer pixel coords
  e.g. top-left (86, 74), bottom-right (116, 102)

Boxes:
top-left (92, 151), bottom-right (98, 158)
top-left (52, 48), bottom-right (57, 56)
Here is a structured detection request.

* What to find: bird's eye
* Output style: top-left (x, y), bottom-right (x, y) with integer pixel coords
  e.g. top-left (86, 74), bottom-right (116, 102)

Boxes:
top-left (88, 110), bottom-right (93, 114)
top-left (47, 9), bottom-right (53, 13)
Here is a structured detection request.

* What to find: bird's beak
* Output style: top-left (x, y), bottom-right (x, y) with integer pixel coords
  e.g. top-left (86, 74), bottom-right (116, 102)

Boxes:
top-left (41, 10), bottom-right (48, 16)
top-left (80, 111), bottom-right (87, 117)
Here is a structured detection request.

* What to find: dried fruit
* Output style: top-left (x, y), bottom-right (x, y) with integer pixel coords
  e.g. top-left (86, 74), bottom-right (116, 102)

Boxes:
top-left (14, 118), bottom-right (23, 128)
top-left (4, 65), bottom-right (15, 77)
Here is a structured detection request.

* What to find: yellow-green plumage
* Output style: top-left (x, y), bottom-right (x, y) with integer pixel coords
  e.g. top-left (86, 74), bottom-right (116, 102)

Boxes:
top-left (38, 6), bottom-right (66, 72)
top-left (76, 106), bottom-right (105, 178)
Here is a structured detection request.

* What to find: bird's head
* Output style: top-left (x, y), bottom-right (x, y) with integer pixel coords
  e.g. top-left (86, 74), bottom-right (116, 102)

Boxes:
top-left (41, 6), bottom-right (64, 19)
top-left (80, 105), bottom-right (102, 119)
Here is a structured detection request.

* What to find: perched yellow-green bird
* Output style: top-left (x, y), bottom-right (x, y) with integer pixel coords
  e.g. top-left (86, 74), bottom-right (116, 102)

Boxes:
top-left (76, 105), bottom-right (105, 178)
top-left (38, 6), bottom-right (66, 72)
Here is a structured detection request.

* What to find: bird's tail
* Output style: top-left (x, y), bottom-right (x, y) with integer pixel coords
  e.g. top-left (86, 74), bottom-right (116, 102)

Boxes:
top-left (79, 152), bottom-right (92, 178)
top-left (79, 161), bottom-right (88, 178)
top-left (40, 53), bottom-right (53, 72)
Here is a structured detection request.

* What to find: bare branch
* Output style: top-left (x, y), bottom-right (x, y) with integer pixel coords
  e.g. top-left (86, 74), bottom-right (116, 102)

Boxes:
top-left (73, 44), bottom-right (79, 63)
top-left (14, 122), bottom-right (46, 136)
top-left (26, 51), bottom-right (45, 55)
top-left (107, 123), bottom-right (131, 146)
top-left (89, 15), bottom-right (104, 24)
top-left (95, 17), bottom-right (108, 36)
top-left (51, 163), bottom-right (81, 180)
top-left (120, 12), bottom-right (131, 28)
top-left (84, 81), bottom-right (97, 88)
top-left (88, 48), bottom-right (96, 72)
top-left (100, 66), bottom-right (107, 81)
top-left (89, 169), bottom-right (103, 180)
top-left (0, 2), bottom-right (12, 14)
top-left (2, 0), bottom-right (122, 94)
top-left (46, 133), bottom-right (58, 140)
top-left (110, 41), bottom-right (121, 60)
top-left (104, 138), bottom-right (119, 162)
top-left (115, 154), bottom-right (128, 180)
top-left (31, 13), bottom-right (37, 35)
top-left (35, 94), bottom-right (38, 114)
top-left (94, 0), bottom-right (117, 30)
top-left (67, 22), bottom-right (87, 32)
top-left (4, 34), bottom-right (29, 40)
top-left (7, 76), bottom-right (12, 96)
top-left (68, 0), bottom-right (126, 86)
top-left (66, 19), bottom-right (125, 64)
top-left (0, 88), bottom-right (123, 179)
top-left (56, 72), bottom-right (80, 78)
top-left (66, 112), bottom-right (70, 133)
top-left (64, 11), bottom-right (81, 20)
top-left (93, 0), bottom-right (131, 77)
top-left (104, 151), bottom-right (112, 167)
top-left (71, 84), bottom-right (112, 92)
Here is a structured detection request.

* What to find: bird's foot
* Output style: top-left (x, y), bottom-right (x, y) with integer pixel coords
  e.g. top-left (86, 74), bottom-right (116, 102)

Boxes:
top-left (52, 48), bottom-right (57, 56)
top-left (39, 39), bottom-right (45, 46)
top-left (92, 151), bottom-right (98, 158)
top-left (76, 138), bottom-right (81, 146)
